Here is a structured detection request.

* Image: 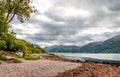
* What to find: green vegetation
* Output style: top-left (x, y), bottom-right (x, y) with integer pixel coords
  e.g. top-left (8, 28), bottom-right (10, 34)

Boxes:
top-left (0, 0), bottom-right (45, 58)
top-left (0, 38), bottom-right (45, 57)
top-left (1, 0), bottom-right (36, 24)
top-left (0, 56), bottom-right (7, 61)
top-left (13, 58), bottom-right (23, 63)
top-left (24, 55), bottom-right (40, 60)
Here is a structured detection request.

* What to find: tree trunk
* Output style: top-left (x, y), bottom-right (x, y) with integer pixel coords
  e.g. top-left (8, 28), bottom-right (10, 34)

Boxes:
top-left (23, 52), bottom-right (26, 57)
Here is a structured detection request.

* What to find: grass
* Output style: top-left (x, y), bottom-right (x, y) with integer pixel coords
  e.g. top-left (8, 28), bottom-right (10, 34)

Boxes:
top-left (13, 58), bottom-right (23, 63)
top-left (0, 56), bottom-right (7, 61)
top-left (24, 55), bottom-right (40, 60)
top-left (0, 51), bottom-right (40, 61)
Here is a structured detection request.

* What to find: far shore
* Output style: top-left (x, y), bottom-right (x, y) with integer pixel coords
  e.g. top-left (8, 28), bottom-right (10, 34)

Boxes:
top-left (0, 53), bottom-right (120, 77)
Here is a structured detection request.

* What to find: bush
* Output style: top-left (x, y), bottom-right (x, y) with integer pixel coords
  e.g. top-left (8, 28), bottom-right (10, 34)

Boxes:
top-left (0, 36), bottom-right (45, 55)
top-left (24, 55), bottom-right (40, 60)
top-left (32, 45), bottom-right (46, 53)
top-left (13, 58), bottom-right (23, 63)
top-left (0, 40), bottom-right (7, 50)
top-left (0, 56), bottom-right (7, 61)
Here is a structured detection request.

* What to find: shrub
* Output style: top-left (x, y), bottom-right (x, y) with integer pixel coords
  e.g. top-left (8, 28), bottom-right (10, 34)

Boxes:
top-left (0, 56), bottom-right (7, 61)
top-left (13, 58), bottom-right (23, 63)
top-left (32, 45), bottom-right (46, 53)
top-left (24, 55), bottom-right (40, 60)
top-left (0, 40), bottom-right (7, 50)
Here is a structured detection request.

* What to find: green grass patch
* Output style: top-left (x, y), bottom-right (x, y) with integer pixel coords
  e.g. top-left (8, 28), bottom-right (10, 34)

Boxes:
top-left (0, 56), bottom-right (7, 61)
top-left (16, 55), bottom-right (23, 58)
top-left (0, 51), bottom-right (17, 57)
top-left (13, 58), bottom-right (23, 63)
top-left (24, 55), bottom-right (40, 60)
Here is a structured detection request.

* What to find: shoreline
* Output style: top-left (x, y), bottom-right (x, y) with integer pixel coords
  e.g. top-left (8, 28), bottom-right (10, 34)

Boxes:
top-left (40, 53), bottom-right (120, 77)
top-left (55, 62), bottom-right (120, 77)
top-left (0, 53), bottom-right (120, 77)
top-left (40, 53), bottom-right (120, 65)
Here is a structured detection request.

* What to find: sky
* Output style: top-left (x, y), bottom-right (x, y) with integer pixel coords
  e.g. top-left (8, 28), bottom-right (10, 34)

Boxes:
top-left (11, 0), bottom-right (120, 47)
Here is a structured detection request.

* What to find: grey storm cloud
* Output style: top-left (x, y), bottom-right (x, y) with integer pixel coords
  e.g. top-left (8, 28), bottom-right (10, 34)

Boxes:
top-left (44, 11), bottom-right (65, 22)
top-left (108, 0), bottom-right (120, 11)
top-left (25, 34), bottom-right (58, 42)
top-left (11, 0), bottom-right (120, 47)
top-left (103, 31), bottom-right (120, 38)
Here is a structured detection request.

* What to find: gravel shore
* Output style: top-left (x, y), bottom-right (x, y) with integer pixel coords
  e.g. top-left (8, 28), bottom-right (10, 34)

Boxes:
top-left (0, 53), bottom-right (120, 77)
top-left (0, 59), bottom-right (81, 77)
top-left (40, 54), bottom-right (120, 77)
top-left (56, 62), bottom-right (120, 77)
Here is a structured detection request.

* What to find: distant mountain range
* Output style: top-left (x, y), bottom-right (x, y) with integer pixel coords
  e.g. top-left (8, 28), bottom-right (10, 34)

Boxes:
top-left (80, 35), bottom-right (120, 53)
top-left (44, 35), bottom-right (120, 53)
top-left (44, 45), bottom-right (81, 52)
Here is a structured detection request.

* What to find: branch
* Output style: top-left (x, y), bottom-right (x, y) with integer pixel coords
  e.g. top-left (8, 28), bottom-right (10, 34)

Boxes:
top-left (5, 2), bottom-right (14, 22)
top-left (5, 12), bottom-right (10, 21)
top-left (7, 13), bottom-right (15, 23)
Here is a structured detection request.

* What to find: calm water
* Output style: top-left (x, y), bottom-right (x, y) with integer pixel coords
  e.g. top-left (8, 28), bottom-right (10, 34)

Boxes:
top-left (55, 53), bottom-right (120, 63)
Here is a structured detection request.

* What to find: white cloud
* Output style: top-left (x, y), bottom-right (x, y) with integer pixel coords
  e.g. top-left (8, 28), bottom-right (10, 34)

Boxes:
top-left (64, 8), bottom-right (92, 18)
top-left (32, 0), bottom-right (54, 14)
top-left (36, 15), bottom-right (53, 23)
top-left (81, 27), bottom-right (112, 35)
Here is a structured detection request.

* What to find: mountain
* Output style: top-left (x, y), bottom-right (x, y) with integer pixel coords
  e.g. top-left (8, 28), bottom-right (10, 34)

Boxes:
top-left (44, 35), bottom-right (120, 53)
top-left (80, 41), bottom-right (104, 53)
top-left (44, 45), bottom-right (81, 52)
top-left (80, 35), bottom-right (120, 53)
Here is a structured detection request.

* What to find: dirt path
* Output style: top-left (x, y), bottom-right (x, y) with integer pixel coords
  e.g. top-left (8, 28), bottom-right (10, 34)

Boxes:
top-left (0, 60), bottom-right (81, 77)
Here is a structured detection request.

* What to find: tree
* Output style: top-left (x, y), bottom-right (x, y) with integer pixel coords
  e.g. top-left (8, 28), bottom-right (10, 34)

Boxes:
top-left (0, 2), bottom-right (8, 34)
top-left (0, 33), bottom-right (15, 50)
top-left (0, 0), bottom-right (45, 56)
top-left (1, 0), bottom-right (36, 23)
top-left (0, 0), bottom-right (36, 36)
top-left (0, 0), bottom-right (37, 56)
top-left (13, 40), bottom-right (30, 57)
top-left (0, 40), bottom-right (7, 50)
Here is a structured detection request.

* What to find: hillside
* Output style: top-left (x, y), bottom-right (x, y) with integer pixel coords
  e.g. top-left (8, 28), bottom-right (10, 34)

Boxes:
top-left (79, 42), bottom-right (103, 53)
top-left (44, 35), bottom-right (120, 53)
top-left (80, 35), bottom-right (120, 53)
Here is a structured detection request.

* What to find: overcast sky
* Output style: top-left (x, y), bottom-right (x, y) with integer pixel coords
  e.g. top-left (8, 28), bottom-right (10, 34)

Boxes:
top-left (11, 0), bottom-right (120, 47)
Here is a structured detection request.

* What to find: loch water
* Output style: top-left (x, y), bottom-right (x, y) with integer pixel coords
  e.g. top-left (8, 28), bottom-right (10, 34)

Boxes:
top-left (56, 53), bottom-right (120, 63)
